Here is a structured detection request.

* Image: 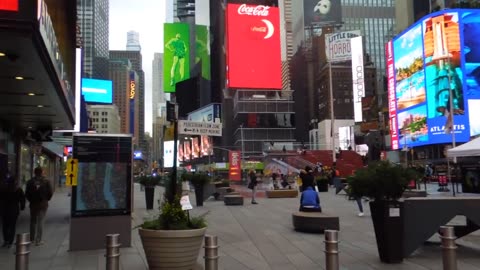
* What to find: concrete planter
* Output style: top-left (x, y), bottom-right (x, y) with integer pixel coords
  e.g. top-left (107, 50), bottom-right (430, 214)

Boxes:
top-left (139, 227), bottom-right (207, 270)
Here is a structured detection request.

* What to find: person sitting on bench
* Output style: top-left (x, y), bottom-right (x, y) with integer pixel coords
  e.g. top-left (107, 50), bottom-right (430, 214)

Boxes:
top-left (299, 186), bottom-right (322, 212)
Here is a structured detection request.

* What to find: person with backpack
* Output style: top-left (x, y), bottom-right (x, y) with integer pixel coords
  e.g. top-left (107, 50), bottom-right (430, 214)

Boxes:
top-left (25, 167), bottom-right (53, 246)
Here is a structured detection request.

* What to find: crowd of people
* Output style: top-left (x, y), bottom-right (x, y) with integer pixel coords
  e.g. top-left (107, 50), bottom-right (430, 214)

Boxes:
top-left (0, 167), bottom-right (53, 248)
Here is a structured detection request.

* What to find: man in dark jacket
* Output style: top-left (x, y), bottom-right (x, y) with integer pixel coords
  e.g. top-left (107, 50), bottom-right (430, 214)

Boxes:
top-left (300, 166), bottom-right (315, 192)
top-left (0, 173), bottom-right (25, 248)
top-left (25, 167), bottom-right (53, 246)
top-left (299, 186), bottom-right (321, 212)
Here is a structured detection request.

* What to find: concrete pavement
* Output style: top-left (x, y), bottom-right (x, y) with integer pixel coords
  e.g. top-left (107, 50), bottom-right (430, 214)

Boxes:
top-left (0, 183), bottom-right (479, 269)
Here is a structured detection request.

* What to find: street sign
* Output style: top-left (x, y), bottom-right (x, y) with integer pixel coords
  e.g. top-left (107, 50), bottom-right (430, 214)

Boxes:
top-left (180, 195), bottom-right (193, 210)
top-left (178, 120), bottom-right (222, 137)
top-left (65, 158), bottom-right (79, 186)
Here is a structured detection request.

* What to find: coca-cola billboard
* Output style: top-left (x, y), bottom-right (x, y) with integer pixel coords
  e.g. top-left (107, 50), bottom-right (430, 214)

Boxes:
top-left (226, 3), bottom-right (282, 89)
top-left (0, 0), bottom-right (18, 11)
top-left (229, 150), bottom-right (242, 181)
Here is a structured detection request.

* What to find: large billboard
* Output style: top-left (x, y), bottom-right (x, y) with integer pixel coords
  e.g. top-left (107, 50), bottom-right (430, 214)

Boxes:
top-left (163, 23), bottom-right (190, 93)
top-left (325, 30), bottom-right (361, 63)
top-left (304, 0), bottom-right (342, 26)
top-left (187, 103), bottom-right (221, 123)
top-left (196, 25), bottom-right (210, 80)
top-left (226, 3), bottom-right (282, 89)
top-left (81, 78), bottom-right (113, 104)
top-left (351, 36), bottom-right (365, 122)
top-left (388, 9), bottom-right (480, 150)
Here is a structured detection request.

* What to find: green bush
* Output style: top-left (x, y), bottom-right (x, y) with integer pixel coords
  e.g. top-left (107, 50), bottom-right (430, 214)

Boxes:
top-left (140, 195), bottom-right (208, 230)
top-left (347, 161), bottom-right (419, 201)
top-left (138, 175), bottom-right (161, 187)
top-left (183, 172), bottom-right (210, 186)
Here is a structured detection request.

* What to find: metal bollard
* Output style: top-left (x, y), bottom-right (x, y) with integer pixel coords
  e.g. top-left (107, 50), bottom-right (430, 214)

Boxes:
top-left (105, 234), bottom-right (121, 270)
top-left (440, 226), bottom-right (457, 270)
top-left (204, 235), bottom-right (219, 270)
top-left (324, 230), bottom-right (339, 270)
top-left (15, 233), bottom-right (31, 270)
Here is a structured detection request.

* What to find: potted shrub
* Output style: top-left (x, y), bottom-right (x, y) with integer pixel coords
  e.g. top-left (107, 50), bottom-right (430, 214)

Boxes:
top-left (138, 193), bottom-right (207, 270)
top-left (348, 161), bottom-right (418, 264)
top-left (183, 172), bottom-right (211, 206)
top-left (138, 175), bottom-right (160, 210)
top-left (315, 176), bottom-right (329, 192)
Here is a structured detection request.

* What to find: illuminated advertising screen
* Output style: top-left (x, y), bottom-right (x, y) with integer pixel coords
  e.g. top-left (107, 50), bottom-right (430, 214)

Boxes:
top-left (164, 140), bottom-right (180, 168)
top-left (0, 0), bottom-right (17, 11)
top-left (226, 4), bottom-right (282, 89)
top-left (184, 141), bottom-right (191, 161)
top-left (163, 23), bottom-right (191, 93)
top-left (201, 135), bottom-right (212, 156)
top-left (81, 78), bottom-right (113, 104)
top-left (129, 71), bottom-right (135, 134)
top-left (187, 103), bottom-right (221, 123)
top-left (178, 144), bottom-right (184, 162)
top-left (388, 9), bottom-right (480, 150)
top-left (351, 36), bottom-right (364, 122)
top-left (196, 25), bottom-right (210, 80)
top-left (229, 150), bottom-right (241, 181)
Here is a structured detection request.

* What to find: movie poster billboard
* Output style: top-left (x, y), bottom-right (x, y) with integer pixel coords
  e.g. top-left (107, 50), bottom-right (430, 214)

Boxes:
top-left (195, 25), bottom-right (210, 80)
top-left (71, 134), bottom-right (132, 217)
top-left (184, 141), bottom-right (191, 161)
top-left (226, 3), bottom-right (282, 89)
top-left (304, 0), bottom-right (342, 26)
top-left (192, 137), bottom-right (200, 159)
top-left (200, 135), bottom-right (212, 156)
top-left (163, 23), bottom-right (190, 93)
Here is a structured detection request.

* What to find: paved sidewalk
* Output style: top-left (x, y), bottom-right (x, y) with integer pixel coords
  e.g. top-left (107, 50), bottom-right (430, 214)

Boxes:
top-left (0, 183), bottom-right (479, 269)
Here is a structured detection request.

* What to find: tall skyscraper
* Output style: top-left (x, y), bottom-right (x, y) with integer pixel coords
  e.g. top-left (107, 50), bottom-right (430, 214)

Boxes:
top-left (109, 59), bottom-right (133, 134)
top-left (126, 31), bottom-right (141, 51)
top-left (110, 50), bottom-right (146, 152)
top-left (340, 0), bottom-right (396, 95)
top-left (77, 0), bottom-right (109, 79)
top-left (152, 53), bottom-right (165, 164)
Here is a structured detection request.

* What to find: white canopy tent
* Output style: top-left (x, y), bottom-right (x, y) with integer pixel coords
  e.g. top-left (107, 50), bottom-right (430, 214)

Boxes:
top-left (447, 137), bottom-right (480, 158)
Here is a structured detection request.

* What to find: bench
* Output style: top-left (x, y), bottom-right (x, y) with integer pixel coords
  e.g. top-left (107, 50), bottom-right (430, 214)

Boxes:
top-left (215, 187), bottom-right (235, 200)
top-left (265, 189), bottom-right (298, 198)
top-left (292, 212), bottom-right (340, 233)
top-left (224, 195), bottom-right (244, 205)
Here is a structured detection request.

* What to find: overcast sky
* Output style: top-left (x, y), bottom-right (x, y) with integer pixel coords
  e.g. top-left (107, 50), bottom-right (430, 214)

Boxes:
top-left (109, 0), bottom-right (166, 134)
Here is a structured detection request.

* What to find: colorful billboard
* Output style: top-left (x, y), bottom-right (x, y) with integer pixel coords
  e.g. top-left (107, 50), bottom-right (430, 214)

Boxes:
top-left (325, 30), bottom-right (361, 63)
top-left (192, 137), bottom-right (200, 159)
top-left (200, 135), bottom-right (212, 156)
top-left (226, 3), bottom-right (282, 89)
top-left (388, 9), bottom-right (480, 150)
top-left (163, 23), bottom-right (190, 93)
top-left (196, 25), bottom-right (210, 80)
top-left (0, 0), bottom-right (17, 11)
top-left (164, 140), bottom-right (179, 168)
top-left (229, 150), bottom-right (241, 181)
top-left (81, 78), bottom-right (113, 104)
top-left (351, 36), bottom-right (365, 122)
top-left (184, 141), bottom-right (191, 161)
top-left (304, 0), bottom-right (342, 26)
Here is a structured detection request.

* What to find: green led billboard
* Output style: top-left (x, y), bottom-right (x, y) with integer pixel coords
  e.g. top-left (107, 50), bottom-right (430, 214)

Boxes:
top-left (163, 23), bottom-right (190, 93)
top-left (195, 25), bottom-right (210, 80)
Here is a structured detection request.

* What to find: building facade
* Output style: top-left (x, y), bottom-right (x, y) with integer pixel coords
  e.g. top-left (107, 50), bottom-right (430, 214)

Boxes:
top-left (87, 105), bottom-right (121, 134)
top-left (109, 59), bottom-right (132, 134)
top-left (109, 50), bottom-right (146, 152)
top-left (77, 0), bottom-right (109, 79)
top-left (152, 53), bottom-right (166, 164)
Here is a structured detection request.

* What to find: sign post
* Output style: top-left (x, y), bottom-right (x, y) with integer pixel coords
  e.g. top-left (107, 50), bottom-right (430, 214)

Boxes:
top-left (65, 158), bottom-right (78, 186)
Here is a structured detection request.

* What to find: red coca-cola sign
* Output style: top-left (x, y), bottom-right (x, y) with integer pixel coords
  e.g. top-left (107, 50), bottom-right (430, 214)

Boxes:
top-left (237, 4), bottom-right (270, 16)
top-left (226, 3), bottom-right (282, 89)
top-left (0, 0), bottom-right (18, 11)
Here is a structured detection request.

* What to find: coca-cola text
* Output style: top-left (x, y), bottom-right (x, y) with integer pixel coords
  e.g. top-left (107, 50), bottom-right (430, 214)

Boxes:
top-left (238, 4), bottom-right (270, 16)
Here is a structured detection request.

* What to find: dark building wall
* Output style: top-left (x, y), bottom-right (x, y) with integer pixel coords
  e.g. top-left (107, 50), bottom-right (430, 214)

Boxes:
top-left (291, 49), bottom-right (310, 144)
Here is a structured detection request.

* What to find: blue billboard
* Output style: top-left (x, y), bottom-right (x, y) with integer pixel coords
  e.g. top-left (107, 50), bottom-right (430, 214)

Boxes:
top-left (389, 9), bottom-right (480, 149)
top-left (81, 78), bottom-right (113, 104)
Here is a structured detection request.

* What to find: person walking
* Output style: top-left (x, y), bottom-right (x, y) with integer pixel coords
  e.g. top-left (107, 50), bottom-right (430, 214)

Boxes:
top-left (25, 167), bottom-right (53, 246)
top-left (248, 169), bottom-right (258, 204)
top-left (0, 172), bottom-right (25, 248)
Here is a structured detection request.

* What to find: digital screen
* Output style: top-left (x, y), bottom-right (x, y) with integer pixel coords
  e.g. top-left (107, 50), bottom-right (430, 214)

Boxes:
top-left (388, 9), bottom-right (480, 149)
top-left (226, 4), bottom-right (282, 89)
top-left (81, 78), bottom-right (113, 104)
top-left (0, 0), bottom-right (18, 11)
top-left (201, 135), bottom-right (212, 156)
top-left (163, 23), bottom-right (191, 93)
top-left (163, 140), bottom-right (180, 168)
top-left (184, 141), bottom-right (191, 161)
top-left (196, 25), bottom-right (211, 80)
top-left (192, 137), bottom-right (200, 159)
top-left (72, 135), bottom-right (132, 217)
top-left (304, 0), bottom-right (342, 26)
